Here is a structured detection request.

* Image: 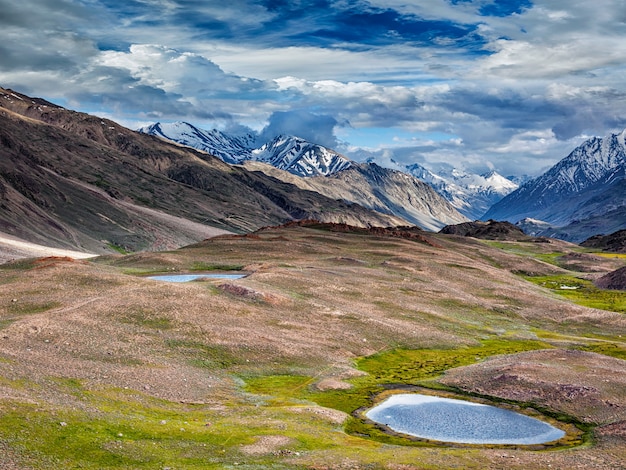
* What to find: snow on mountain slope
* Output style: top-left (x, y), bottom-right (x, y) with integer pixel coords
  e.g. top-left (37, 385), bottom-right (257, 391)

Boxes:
top-left (139, 122), bottom-right (351, 177)
top-left (138, 122), bottom-right (254, 164)
top-left (484, 128), bottom-right (626, 227)
top-left (251, 135), bottom-right (351, 176)
top-left (406, 164), bottom-right (518, 220)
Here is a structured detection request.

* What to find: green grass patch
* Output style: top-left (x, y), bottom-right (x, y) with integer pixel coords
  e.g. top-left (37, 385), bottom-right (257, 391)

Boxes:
top-left (482, 241), bottom-right (564, 266)
top-left (6, 300), bottom-right (61, 315)
top-left (245, 338), bottom-right (553, 418)
top-left (533, 330), bottom-right (626, 360)
top-left (190, 262), bottom-right (244, 272)
top-left (354, 338), bottom-right (551, 388)
top-left (593, 252), bottom-right (626, 259)
top-left (119, 308), bottom-right (173, 330)
top-left (573, 342), bottom-right (626, 360)
top-left (106, 243), bottom-right (131, 255)
top-left (165, 339), bottom-right (242, 369)
top-left (524, 274), bottom-right (626, 313)
top-left (0, 387), bottom-right (257, 470)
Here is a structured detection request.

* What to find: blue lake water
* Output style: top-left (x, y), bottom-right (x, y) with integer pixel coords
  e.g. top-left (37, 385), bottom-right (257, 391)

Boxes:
top-left (146, 273), bottom-right (246, 282)
top-left (365, 394), bottom-right (565, 445)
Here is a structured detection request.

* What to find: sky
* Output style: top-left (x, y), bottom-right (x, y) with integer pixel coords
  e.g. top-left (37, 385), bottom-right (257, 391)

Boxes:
top-left (1, 0), bottom-right (626, 177)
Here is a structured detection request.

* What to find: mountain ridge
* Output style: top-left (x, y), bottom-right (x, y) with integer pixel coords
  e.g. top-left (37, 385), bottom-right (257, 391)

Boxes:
top-left (0, 87), bottom-right (407, 254)
top-left (482, 128), bottom-right (626, 242)
top-left (139, 121), bottom-right (352, 177)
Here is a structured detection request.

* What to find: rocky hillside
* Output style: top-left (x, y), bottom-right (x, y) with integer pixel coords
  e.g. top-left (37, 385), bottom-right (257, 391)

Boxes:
top-left (439, 220), bottom-right (528, 241)
top-left (581, 229), bottom-right (626, 253)
top-left (243, 161), bottom-right (468, 231)
top-left (0, 87), bottom-right (405, 254)
top-left (595, 266), bottom-right (626, 290)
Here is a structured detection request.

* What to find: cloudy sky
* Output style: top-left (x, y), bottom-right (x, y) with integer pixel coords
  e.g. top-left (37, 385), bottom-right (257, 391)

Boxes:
top-left (2, 0), bottom-right (626, 176)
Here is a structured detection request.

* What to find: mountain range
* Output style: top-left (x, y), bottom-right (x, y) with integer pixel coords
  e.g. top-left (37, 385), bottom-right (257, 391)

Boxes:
top-left (0, 87), bottom-right (411, 254)
top-left (405, 164), bottom-right (519, 220)
top-left (3, 85), bottom-right (625, 252)
top-left (139, 121), bottom-right (352, 177)
top-left (139, 121), bottom-right (468, 230)
top-left (139, 121), bottom-right (516, 222)
top-left (484, 128), bottom-right (626, 242)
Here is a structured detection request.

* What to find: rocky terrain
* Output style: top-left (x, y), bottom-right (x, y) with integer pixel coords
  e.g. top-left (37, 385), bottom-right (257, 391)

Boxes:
top-left (595, 267), bottom-right (626, 291)
top-left (581, 229), bottom-right (626, 253)
top-left (439, 219), bottom-right (528, 240)
top-left (0, 222), bottom-right (624, 469)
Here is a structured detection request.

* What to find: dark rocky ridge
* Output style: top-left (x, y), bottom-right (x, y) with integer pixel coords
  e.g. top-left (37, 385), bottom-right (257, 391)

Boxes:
top-left (439, 220), bottom-right (528, 240)
top-left (581, 229), bottom-right (626, 253)
top-left (595, 266), bottom-right (626, 291)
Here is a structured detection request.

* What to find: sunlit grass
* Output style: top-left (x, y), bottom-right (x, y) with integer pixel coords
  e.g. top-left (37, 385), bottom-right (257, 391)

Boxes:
top-left (524, 274), bottom-right (626, 313)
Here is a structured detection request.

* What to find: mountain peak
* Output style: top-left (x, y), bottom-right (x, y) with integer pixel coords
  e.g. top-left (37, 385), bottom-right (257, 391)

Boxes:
top-left (405, 165), bottom-right (518, 219)
top-left (483, 127), bottom-right (626, 241)
top-left (139, 123), bottom-right (351, 177)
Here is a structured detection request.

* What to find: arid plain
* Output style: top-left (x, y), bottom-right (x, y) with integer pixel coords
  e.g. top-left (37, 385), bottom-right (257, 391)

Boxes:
top-left (1, 222), bottom-right (625, 469)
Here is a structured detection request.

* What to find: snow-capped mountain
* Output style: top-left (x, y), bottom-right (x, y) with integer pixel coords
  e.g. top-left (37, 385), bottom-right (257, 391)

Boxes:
top-left (406, 164), bottom-right (518, 220)
top-left (139, 122), bottom-right (351, 177)
top-left (251, 135), bottom-right (351, 177)
top-left (484, 128), bottom-right (626, 228)
top-left (138, 122), bottom-right (255, 164)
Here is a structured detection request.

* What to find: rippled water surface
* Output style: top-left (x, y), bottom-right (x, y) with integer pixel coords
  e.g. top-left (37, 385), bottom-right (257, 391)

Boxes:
top-left (366, 393), bottom-right (565, 445)
top-left (146, 273), bottom-right (246, 282)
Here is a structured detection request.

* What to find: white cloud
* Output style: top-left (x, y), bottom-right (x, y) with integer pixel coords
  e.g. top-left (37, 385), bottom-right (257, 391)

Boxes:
top-left (2, 0), bottom-right (626, 177)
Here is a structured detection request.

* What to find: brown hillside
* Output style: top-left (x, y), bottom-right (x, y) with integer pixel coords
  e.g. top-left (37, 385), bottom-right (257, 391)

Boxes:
top-left (0, 87), bottom-right (406, 254)
top-left (581, 229), bottom-right (626, 253)
top-left (439, 219), bottom-right (528, 240)
top-left (595, 266), bottom-right (626, 290)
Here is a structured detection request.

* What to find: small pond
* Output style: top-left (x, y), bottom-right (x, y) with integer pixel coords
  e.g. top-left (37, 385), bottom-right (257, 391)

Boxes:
top-left (146, 273), bottom-right (246, 282)
top-left (365, 393), bottom-right (565, 445)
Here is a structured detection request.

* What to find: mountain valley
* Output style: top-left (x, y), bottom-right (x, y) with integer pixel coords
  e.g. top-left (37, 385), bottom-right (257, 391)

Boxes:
top-left (0, 220), bottom-right (625, 469)
top-left (1, 87), bottom-right (626, 469)
top-left (0, 88), bottom-right (406, 255)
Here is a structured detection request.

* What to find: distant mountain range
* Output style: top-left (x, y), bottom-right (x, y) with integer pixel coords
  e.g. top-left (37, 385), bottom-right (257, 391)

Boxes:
top-left (139, 122), bottom-right (352, 177)
top-left (405, 164), bottom-right (518, 220)
top-left (484, 128), bottom-right (626, 242)
top-left (139, 121), bottom-right (517, 221)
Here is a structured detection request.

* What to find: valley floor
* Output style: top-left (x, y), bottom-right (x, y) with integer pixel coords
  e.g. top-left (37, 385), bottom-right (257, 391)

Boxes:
top-left (0, 223), bottom-right (625, 469)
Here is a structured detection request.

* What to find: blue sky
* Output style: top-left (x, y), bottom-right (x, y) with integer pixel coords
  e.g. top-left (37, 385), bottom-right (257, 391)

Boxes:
top-left (1, 0), bottom-right (626, 176)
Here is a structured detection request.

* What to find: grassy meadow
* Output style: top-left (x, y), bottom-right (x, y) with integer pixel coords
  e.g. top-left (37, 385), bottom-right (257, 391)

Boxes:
top-left (0, 225), bottom-right (625, 469)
